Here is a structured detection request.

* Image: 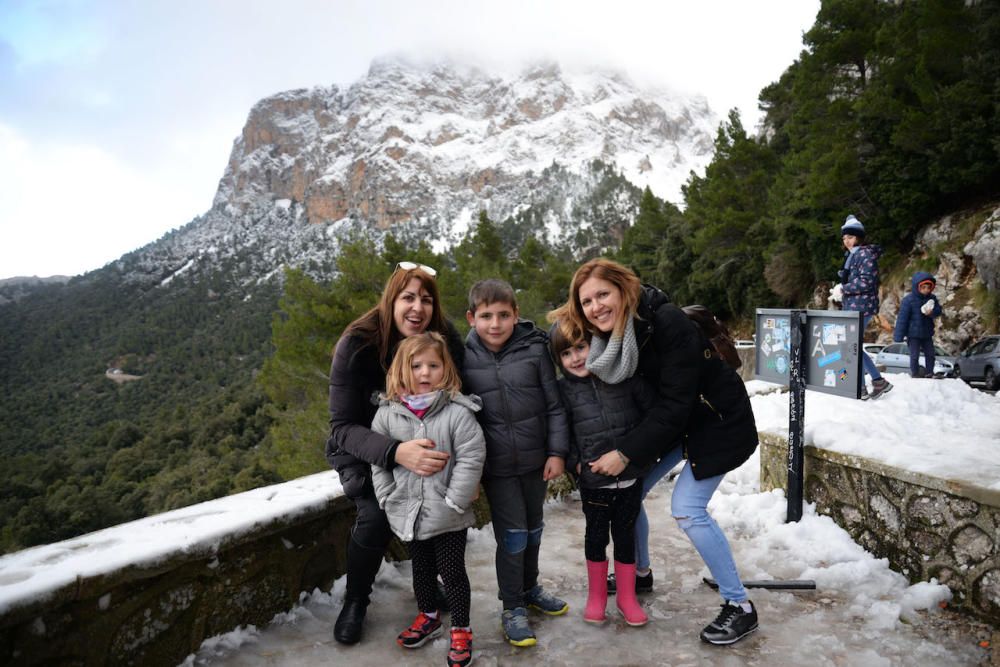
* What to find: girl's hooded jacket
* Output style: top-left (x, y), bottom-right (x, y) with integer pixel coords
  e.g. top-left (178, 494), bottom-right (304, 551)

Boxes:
top-left (613, 286), bottom-right (758, 481)
top-left (894, 271), bottom-right (942, 342)
top-left (370, 391), bottom-right (486, 542)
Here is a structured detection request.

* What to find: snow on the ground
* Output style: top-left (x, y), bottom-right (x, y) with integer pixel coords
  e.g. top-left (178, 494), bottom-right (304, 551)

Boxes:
top-left (747, 373), bottom-right (1000, 490)
top-left (180, 445), bottom-right (987, 666)
top-left (2, 373), bottom-right (996, 664)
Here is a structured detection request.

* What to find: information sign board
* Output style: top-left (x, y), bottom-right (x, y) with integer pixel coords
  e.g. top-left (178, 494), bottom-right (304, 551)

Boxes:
top-left (754, 309), bottom-right (864, 399)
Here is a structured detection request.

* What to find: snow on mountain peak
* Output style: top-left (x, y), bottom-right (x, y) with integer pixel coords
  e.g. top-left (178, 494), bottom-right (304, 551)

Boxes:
top-left (120, 57), bottom-right (718, 288)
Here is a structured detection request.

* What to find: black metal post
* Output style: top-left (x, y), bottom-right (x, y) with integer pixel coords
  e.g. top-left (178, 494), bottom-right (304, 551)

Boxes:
top-left (786, 309), bottom-right (807, 523)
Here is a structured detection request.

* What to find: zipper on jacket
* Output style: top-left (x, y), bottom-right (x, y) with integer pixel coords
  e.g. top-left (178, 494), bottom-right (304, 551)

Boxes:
top-left (496, 358), bottom-right (518, 470)
top-left (592, 377), bottom-right (618, 480)
top-left (699, 394), bottom-right (724, 421)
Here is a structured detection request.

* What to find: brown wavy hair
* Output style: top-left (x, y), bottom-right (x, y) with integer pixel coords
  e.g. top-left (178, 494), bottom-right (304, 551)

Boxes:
top-left (344, 265), bottom-right (447, 368)
top-left (555, 258), bottom-right (642, 338)
top-left (384, 332), bottom-right (462, 400)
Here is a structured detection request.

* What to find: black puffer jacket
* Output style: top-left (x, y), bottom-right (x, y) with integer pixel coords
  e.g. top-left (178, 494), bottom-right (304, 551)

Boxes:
top-left (615, 287), bottom-right (758, 480)
top-left (558, 373), bottom-right (655, 489)
top-left (325, 321), bottom-right (465, 498)
top-left (462, 320), bottom-right (570, 479)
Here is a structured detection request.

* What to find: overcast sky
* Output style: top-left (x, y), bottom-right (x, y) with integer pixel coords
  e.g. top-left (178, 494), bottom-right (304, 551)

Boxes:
top-left (0, 0), bottom-right (819, 280)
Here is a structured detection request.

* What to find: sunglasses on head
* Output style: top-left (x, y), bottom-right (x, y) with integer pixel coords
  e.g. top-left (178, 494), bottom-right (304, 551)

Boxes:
top-left (395, 261), bottom-right (437, 277)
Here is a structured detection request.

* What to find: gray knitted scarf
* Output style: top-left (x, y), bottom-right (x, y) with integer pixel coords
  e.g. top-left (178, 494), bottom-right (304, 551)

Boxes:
top-left (586, 318), bottom-right (638, 384)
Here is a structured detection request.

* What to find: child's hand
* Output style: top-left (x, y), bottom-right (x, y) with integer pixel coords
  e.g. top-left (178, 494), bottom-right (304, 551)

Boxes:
top-left (921, 300), bottom-right (935, 316)
top-left (589, 450), bottom-right (626, 477)
top-left (543, 456), bottom-right (565, 481)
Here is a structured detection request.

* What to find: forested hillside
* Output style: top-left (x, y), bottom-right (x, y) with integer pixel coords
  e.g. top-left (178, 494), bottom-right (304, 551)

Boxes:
top-left (1, 0), bottom-right (997, 553)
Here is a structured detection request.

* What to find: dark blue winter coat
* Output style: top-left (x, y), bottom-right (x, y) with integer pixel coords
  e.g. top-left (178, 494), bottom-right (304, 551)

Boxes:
top-left (839, 244), bottom-right (883, 317)
top-left (462, 320), bottom-right (570, 479)
top-left (894, 271), bottom-right (942, 342)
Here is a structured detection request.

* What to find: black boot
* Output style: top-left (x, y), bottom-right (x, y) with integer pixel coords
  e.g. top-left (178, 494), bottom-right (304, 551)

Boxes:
top-left (334, 536), bottom-right (384, 644)
top-left (334, 596), bottom-right (369, 644)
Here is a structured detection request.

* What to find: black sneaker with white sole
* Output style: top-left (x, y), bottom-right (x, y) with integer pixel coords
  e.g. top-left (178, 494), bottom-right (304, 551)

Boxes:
top-left (700, 600), bottom-right (758, 645)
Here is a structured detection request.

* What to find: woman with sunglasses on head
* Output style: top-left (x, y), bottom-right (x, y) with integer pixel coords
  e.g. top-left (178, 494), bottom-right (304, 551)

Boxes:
top-left (326, 261), bottom-right (466, 645)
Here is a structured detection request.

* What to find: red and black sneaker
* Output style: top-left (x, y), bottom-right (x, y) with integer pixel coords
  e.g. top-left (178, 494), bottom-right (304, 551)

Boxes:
top-left (447, 628), bottom-right (473, 667)
top-left (397, 611), bottom-right (442, 649)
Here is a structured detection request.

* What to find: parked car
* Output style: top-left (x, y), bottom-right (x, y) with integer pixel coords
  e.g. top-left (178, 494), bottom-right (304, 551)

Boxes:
top-left (874, 342), bottom-right (958, 377)
top-left (863, 343), bottom-right (886, 356)
top-left (956, 335), bottom-right (1000, 390)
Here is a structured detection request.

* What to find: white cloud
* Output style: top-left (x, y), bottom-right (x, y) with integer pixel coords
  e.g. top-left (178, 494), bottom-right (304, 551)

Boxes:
top-left (0, 0), bottom-right (820, 278)
top-left (0, 123), bottom-right (212, 277)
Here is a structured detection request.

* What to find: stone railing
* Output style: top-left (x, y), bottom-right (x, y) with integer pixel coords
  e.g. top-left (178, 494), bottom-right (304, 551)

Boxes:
top-left (759, 432), bottom-right (1000, 625)
top-left (0, 472), bottom-right (491, 667)
top-left (0, 482), bottom-right (367, 666)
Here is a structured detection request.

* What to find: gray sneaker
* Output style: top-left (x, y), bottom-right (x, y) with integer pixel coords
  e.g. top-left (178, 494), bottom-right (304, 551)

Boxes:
top-left (524, 585), bottom-right (569, 615)
top-left (501, 607), bottom-right (536, 647)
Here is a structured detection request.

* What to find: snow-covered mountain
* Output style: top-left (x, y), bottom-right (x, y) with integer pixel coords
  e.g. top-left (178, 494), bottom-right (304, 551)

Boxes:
top-left (117, 58), bottom-right (717, 289)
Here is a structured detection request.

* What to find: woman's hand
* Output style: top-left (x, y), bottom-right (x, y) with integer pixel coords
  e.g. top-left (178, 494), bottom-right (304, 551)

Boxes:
top-left (543, 455), bottom-right (565, 481)
top-left (395, 439), bottom-right (449, 476)
top-left (589, 449), bottom-right (627, 477)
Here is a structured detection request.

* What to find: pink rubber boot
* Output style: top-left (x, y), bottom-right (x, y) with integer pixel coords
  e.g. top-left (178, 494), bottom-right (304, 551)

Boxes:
top-left (614, 562), bottom-right (648, 626)
top-left (584, 560), bottom-right (609, 623)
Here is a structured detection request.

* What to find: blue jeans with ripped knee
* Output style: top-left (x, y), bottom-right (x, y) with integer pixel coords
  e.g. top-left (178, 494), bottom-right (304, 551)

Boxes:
top-left (636, 445), bottom-right (747, 603)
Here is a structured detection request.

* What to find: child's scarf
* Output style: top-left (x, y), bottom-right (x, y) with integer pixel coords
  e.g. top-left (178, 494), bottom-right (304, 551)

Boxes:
top-left (401, 390), bottom-right (438, 418)
top-left (586, 318), bottom-right (638, 385)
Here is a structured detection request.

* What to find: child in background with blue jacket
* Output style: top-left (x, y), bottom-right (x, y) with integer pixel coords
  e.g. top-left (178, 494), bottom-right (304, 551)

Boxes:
top-left (894, 272), bottom-right (943, 377)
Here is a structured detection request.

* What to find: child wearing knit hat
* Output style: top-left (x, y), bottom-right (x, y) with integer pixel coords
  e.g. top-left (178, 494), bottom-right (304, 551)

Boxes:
top-left (836, 214), bottom-right (892, 399)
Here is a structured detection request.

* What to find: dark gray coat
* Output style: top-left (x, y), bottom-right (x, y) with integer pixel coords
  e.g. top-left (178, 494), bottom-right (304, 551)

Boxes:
top-left (558, 373), bottom-right (655, 489)
top-left (462, 320), bottom-right (570, 478)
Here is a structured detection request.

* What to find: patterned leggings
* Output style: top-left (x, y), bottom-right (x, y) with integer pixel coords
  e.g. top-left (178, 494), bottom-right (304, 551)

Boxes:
top-left (580, 482), bottom-right (643, 563)
top-left (408, 529), bottom-right (471, 627)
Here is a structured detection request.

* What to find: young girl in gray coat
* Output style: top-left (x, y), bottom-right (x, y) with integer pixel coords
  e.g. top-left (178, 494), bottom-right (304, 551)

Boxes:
top-left (370, 332), bottom-right (486, 667)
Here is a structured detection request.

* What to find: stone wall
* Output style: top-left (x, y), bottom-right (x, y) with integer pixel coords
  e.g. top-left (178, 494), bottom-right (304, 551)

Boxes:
top-left (760, 432), bottom-right (1000, 625)
top-left (0, 485), bottom-right (494, 667)
top-left (0, 494), bottom-right (374, 667)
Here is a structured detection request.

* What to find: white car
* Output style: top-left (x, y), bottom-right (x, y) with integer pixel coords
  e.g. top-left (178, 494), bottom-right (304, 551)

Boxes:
top-left (863, 343), bottom-right (886, 356)
top-left (874, 342), bottom-right (958, 377)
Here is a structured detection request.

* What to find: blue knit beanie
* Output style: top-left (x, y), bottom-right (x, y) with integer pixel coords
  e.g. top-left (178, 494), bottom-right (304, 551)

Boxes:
top-left (840, 214), bottom-right (866, 238)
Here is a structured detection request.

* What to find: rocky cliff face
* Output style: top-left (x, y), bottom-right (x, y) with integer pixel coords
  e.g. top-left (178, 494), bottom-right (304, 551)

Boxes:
top-left (104, 59), bottom-right (717, 293)
top-left (108, 58), bottom-right (716, 293)
top-left (216, 59), bottom-right (714, 231)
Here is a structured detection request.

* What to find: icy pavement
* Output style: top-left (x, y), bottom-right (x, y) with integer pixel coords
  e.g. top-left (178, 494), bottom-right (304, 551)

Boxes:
top-left (183, 467), bottom-right (993, 667)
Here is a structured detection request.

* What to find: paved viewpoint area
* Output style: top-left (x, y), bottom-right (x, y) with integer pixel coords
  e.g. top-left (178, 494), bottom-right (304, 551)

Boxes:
top-left (184, 474), bottom-right (993, 666)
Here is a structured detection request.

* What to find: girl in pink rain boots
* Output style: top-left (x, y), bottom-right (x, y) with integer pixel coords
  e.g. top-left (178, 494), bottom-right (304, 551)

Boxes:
top-left (548, 319), bottom-right (652, 627)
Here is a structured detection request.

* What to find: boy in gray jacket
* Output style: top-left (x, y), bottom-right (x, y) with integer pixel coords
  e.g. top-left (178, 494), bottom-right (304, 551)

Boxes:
top-left (462, 279), bottom-right (571, 647)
